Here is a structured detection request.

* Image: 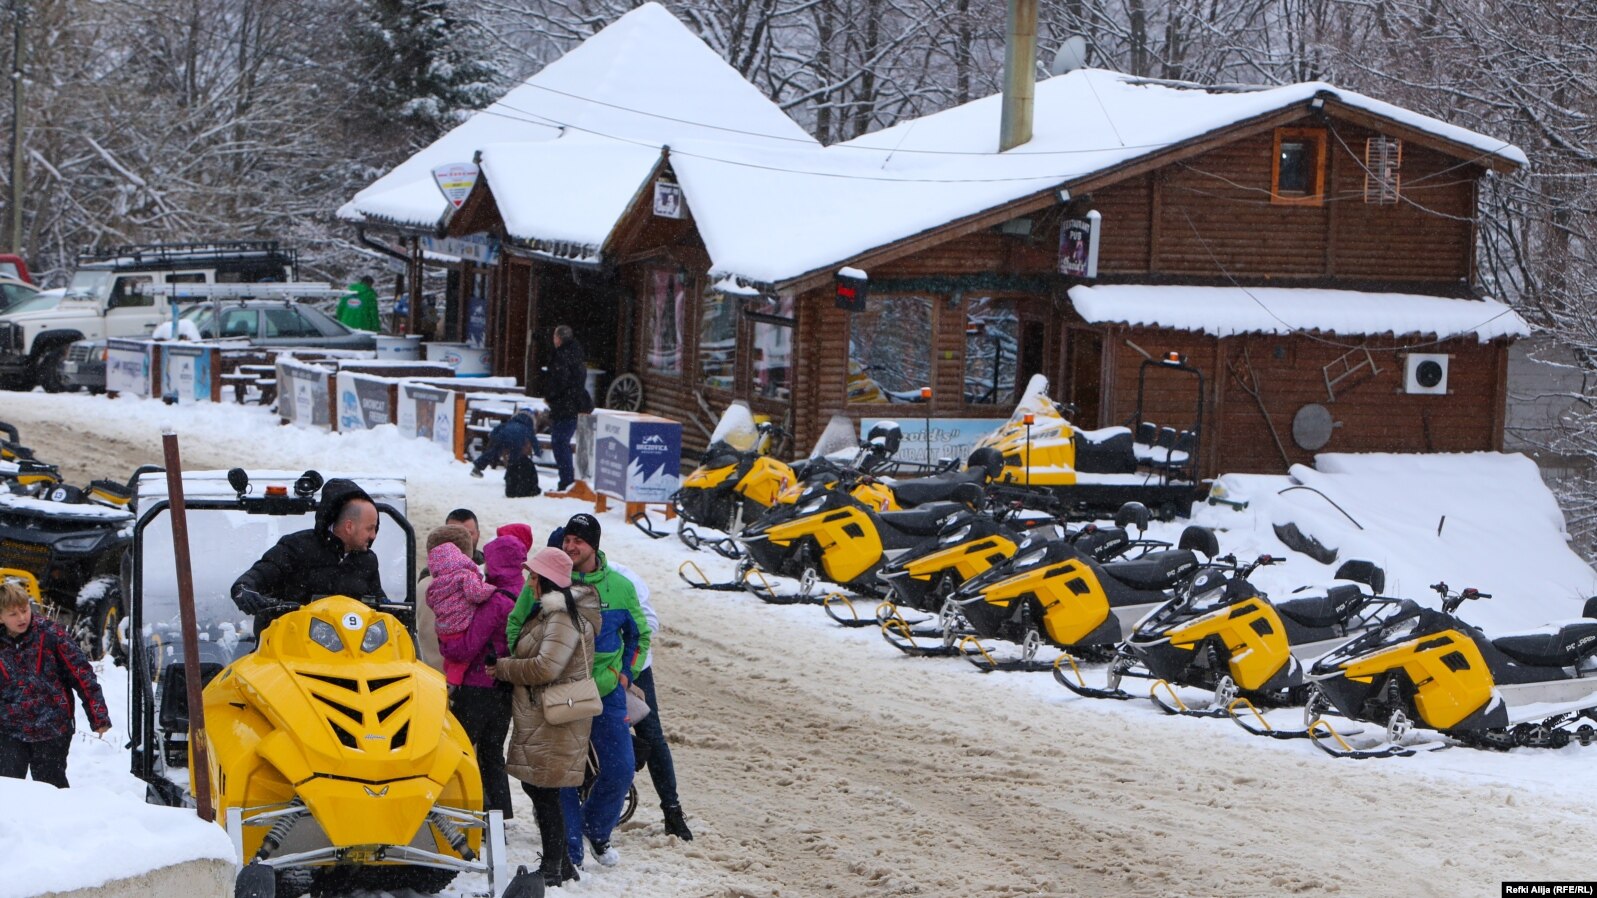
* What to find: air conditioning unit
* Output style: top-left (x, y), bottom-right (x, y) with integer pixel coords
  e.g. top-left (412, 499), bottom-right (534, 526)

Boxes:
top-left (1403, 353), bottom-right (1449, 395)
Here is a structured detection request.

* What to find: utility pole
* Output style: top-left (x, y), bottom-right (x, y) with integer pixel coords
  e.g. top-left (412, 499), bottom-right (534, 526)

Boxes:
top-left (8, 0), bottom-right (24, 255)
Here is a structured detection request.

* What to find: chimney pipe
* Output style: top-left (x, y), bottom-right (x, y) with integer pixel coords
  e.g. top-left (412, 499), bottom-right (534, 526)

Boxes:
top-left (999, 0), bottom-right (1039, 152)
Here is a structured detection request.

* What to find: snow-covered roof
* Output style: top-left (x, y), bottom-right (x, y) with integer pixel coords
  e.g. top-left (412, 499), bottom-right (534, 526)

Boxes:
top-left (343, 7), bottom-right (1526, 292)
top-left (692, 68), bottom-right (1525, 286)
top-left (338, 2), bottom-right (815, 233)
top-left (1068, 284), bottom-right (1531, 342)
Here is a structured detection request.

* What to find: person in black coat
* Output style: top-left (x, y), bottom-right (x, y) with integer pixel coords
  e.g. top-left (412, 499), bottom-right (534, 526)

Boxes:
top-left (230, 479), bottom-right (386, 631)
top-left (546, 325), bottom-right (591, 492)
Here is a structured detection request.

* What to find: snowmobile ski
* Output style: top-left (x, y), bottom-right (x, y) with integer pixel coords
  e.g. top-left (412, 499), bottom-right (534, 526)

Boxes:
top-left (629, 509), bottom-right (671, 539)
top-left (677, 559), bottom-right (756, 593)
top-left (1148, 677), bottom-right (1235, 719)
top-left (821, 592), bottom-right (886, 628)
top-left (1051, 653), bottom-right (1142, 701)
top-left (963, 629), bottom-right (1056, 673)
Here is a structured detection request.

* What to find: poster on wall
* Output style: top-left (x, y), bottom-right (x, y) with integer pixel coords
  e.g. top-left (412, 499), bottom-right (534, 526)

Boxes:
top-left (106, 340), bottom-right (151, 396)
top-left (861, 417), bottom-right (1006, 468)
top-left (466, 292), bottom-right (487, 348)
top-left (652, 180), bottom-right (685, 219)
top-left (1057, 210), bottom-right (1102, 278)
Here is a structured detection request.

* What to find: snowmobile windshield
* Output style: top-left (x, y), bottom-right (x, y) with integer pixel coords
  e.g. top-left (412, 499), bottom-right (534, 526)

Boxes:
top-left (133, 503), bottom-right (413, 663)
top-left (810, 414), bottom-right (862, 461)
top-left (709, 402), bottom-right (761, 452)
top-left (1314, 599), bottom-right (1430, 670)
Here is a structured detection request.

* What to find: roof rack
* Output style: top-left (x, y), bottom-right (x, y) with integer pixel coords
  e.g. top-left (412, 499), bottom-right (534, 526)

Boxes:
top-left (134, 282), bottom-right (344, 299)
top-left (76, 240), bottom-right (298, 267)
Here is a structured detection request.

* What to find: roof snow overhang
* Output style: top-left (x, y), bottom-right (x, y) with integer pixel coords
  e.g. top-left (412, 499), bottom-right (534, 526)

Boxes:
top-left (1068, 284), bottom-right (1530, 343)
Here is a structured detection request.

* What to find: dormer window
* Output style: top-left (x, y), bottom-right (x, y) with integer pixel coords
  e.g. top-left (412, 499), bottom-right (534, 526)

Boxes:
top-left (1271, 127), bottom-right (1326, 206)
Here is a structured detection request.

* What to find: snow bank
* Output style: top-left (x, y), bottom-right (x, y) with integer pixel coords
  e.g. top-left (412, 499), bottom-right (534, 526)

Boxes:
top-left (1194, 452), bottom-right (1597, 632)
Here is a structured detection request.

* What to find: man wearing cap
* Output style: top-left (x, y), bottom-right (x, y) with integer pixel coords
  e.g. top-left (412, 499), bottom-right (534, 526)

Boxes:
top-left (558, 512), bottom-right (649, 868)
top-left (469, 407), bottom-right (541, 486)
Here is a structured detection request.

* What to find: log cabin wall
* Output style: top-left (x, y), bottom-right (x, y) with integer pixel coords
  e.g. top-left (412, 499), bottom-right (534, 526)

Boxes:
top-left (1100, 328), bottom-right (1508, 477)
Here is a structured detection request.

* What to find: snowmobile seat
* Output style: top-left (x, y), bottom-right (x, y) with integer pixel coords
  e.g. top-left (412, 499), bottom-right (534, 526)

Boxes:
top-left (1071, 527), bottom-right (1129, 561)
top-left (1276, 584), bottom-right (1366, 629)
top-left (1491, 622), bottom-right (1597, 668)
top-left (1074, 428), bottom-right (1137, 474)
top-left (1101, 549), bottom-right (1197, 591)
top-left (892, 472), bottom-right (986, 508)
top-left (878, 503), bottom-right (968, 538)
top-left (1135, 421), bottom-right (1158, 446)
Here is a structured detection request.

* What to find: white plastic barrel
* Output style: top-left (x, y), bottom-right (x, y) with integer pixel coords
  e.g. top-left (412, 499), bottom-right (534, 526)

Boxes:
top-left (374, 334), bottom-right (423, 361)
top-left (425, 341), bottom-right (492, 376)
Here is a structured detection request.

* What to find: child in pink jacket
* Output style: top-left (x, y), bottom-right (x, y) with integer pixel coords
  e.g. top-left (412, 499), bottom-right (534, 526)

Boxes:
top-left (425, 526), bottom-right (497, 684)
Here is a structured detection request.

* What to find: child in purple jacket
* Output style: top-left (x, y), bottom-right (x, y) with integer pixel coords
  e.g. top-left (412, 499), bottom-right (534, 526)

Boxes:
top-left (436, 534), bottom-right (525, 820)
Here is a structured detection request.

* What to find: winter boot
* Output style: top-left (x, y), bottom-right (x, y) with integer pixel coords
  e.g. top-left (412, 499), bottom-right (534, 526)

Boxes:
top-left (663, 804), bottom-right (694, 841)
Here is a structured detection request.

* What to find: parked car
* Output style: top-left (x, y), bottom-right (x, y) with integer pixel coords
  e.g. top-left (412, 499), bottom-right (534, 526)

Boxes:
top-left (60, 338), bottom-right (107, 393)
top-left (57, 301), bottom-right (374, 393)
top-left (179, 300), bottom-right (376, 350)
top-left (0, 276), bottom-right (39, 314)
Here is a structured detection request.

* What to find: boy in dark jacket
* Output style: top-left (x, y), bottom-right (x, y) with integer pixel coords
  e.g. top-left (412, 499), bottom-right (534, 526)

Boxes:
top-left (0, 580), bottom-right (111, 787)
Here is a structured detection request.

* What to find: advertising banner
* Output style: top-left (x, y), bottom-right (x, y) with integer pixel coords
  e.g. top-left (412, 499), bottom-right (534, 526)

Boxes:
top-left (107, 339), bottom-right (152, 396)
top-left (592, 411), bottom-right (683, 503)
top-left (161, 345), bottom-right (212, 403)
top-left (278, 360), bottom-right (331, 427)
top-left (861, 417), bottom-right (1005, 468)
top-left (398, 382), bottom-right (455, 450)
top-left (337, 372), bottom-right (395, 431)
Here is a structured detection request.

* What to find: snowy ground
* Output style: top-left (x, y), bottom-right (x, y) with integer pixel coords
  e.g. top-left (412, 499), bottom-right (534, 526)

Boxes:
top-left (5, 390), bottom-right (1597, 896)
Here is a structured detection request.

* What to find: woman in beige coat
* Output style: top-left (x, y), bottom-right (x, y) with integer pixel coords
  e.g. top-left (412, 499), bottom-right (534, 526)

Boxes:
top-left (491, 547), bottom-right (602, 888)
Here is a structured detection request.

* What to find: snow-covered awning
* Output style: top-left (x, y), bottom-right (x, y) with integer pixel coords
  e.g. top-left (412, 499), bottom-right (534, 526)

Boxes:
top-left (477, 136), bottom-right (662, 254)
top-left (338, 2), bottom-right (816, 233)
top-left (1068, 284), bottom-right (1530, 343)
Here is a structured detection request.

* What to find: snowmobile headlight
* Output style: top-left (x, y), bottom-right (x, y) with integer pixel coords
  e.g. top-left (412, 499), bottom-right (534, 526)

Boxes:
top-left (939, 524), bottom-right (972, 545)
top-left (309, 618), bottom-right (344, 653)
top-left (361, 619), bottom-right (389, 653)
top-left (799, 496), bottom-right (827, 515)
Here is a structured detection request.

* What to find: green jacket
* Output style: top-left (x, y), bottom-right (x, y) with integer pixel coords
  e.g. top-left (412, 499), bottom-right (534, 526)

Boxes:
top-left (507, 551), bottom-right (650, 697)
top-left (337, 282), bottom-right (382, 332)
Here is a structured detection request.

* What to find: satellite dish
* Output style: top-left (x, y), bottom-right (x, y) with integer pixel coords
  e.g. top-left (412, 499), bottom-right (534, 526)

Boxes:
top-left (1049, 36), bottom-right (1089, 76)
top-left (1291, 403), bottom-right (1341, 451)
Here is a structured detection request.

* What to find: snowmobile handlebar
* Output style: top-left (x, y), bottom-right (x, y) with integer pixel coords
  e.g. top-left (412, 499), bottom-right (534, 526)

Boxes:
top-left (1430, 582), bottom-right (1491, 613)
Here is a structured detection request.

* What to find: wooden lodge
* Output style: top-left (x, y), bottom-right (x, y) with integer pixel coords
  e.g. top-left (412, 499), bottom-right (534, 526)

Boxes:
top-left (343, 4), bottom-right (1527, 479)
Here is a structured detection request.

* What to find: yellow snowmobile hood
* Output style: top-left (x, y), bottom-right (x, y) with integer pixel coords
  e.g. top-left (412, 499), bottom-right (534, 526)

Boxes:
top-left (199, 596), bottom-right (480, 852)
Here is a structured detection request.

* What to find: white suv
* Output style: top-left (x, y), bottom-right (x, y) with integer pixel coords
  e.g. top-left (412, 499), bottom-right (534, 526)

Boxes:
top-left (0, 242), bottom-right (296, 391)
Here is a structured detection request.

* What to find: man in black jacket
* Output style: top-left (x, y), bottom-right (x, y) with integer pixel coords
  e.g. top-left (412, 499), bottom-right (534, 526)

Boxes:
top-left (546, 324), bottom-right (591, 492)
top-left (231, 479), bottom-right (386, 628)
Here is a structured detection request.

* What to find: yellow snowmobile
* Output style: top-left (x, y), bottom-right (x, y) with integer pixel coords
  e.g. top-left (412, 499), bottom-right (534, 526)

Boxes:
top-left (1307, 584), bottom-right (1597, 758)
top-left (126, 469), bottom-right (536, 898)
top-left (211, 597), bottom-right (530, 897)
top-left (976, 358), bottom-right (1203, 520)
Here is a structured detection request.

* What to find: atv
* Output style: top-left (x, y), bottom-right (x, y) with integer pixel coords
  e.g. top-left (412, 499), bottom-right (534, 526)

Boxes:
top-left (125, 467), bottom-right (534, 898)
top-left (0, 465), bottom-right (156, 660)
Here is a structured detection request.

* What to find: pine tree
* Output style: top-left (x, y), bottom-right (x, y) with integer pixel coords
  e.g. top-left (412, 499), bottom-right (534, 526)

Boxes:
top-left (344, 0), bottom-right (500, 166)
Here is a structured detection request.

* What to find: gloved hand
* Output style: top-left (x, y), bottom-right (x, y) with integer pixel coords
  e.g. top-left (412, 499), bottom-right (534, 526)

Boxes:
top-left (233, 584), bottom-right (272, 614)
